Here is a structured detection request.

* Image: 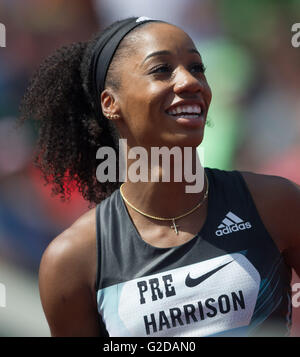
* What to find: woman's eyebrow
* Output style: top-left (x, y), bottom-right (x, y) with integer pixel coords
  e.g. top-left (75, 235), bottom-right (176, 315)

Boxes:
top-left (189, 48), bottom-right (201, 57)
top-left (142, 50), bottom-right (171, 65)
top-left (142, 48), bottom-right (201, 65)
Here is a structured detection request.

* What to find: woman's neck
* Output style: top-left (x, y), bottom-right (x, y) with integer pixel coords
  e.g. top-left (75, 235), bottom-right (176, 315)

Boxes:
top-left (120, 146), bottom-right (206, 218)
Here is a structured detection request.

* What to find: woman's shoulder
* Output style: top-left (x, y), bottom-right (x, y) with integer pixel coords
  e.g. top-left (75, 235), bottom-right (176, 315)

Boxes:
top-left (39, 208), bottom-right (97, 291)
top-left (238, 170), bottom-right (299, 207)
top-left (38, 207), bottom-right (103, 336)
top-left (237, 170), bottom-right (300, 252)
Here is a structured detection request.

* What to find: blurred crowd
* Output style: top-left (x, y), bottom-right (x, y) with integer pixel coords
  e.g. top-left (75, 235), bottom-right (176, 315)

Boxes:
top-left (0, 0), bottom-right (299, 336)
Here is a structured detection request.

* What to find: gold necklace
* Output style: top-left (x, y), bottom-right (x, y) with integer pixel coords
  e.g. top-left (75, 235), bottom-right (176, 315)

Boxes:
top-left (120, 173), bottom-right (209, 235)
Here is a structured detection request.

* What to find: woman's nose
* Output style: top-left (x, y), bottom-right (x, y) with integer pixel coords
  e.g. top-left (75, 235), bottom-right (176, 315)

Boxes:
top-left (173, 67), bottom-right (203, 94)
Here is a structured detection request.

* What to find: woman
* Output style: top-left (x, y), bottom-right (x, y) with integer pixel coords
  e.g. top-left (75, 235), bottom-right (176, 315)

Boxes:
top-left (20, 17), bottom-right (300, 337)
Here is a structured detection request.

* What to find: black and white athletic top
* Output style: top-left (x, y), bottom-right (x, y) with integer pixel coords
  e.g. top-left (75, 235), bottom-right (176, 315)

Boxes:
top-left (95, 168), bottom-right (292, 337)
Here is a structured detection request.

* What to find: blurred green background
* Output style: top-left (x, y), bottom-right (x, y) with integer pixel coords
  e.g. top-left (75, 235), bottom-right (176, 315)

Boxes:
top-left (0, 0), bottom-right (299, 336)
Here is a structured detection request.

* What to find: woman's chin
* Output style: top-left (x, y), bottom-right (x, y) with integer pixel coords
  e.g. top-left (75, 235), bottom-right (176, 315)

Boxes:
top-left (162, 130), bottom-right (205, 149)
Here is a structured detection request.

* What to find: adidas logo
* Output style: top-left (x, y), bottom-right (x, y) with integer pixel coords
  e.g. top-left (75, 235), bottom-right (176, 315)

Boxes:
top-left (215, 212), bottom-right (252, 237)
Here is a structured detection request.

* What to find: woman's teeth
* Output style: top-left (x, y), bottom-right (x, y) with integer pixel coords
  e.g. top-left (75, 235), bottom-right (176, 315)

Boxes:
top-left (167, 104), bottom-right (202, 118)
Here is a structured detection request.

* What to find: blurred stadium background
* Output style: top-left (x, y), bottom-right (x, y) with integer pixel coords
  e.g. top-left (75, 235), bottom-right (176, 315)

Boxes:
top-left (0, 0), bottom-right (299, 336)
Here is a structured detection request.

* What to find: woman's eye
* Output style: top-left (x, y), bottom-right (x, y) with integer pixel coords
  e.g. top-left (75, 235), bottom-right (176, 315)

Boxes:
top-left (148, 63), bottom-right (206, 76)
top-left (150, 64), bottom-right (172, 74)
top-left (190, 63), bottom-right (206, 74)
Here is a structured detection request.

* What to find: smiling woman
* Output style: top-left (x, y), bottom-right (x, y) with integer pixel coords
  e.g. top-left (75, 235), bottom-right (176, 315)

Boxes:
top-left (19, 16), bottom-right (300, 337)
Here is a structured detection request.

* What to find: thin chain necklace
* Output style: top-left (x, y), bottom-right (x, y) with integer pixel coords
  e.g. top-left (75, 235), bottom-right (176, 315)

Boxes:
top-left (120, 173), bottom-right (209, 235)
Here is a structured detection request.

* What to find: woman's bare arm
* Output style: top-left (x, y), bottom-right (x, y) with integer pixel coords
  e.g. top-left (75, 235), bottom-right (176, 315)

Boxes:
top-left (241, 171), bottom-right (300, 277)
top-left (38, 209), bottom-right (103, 337)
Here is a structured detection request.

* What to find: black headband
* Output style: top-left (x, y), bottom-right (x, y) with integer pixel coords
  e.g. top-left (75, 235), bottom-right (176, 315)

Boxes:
top-left (90, 16), bottom-right (161, 121)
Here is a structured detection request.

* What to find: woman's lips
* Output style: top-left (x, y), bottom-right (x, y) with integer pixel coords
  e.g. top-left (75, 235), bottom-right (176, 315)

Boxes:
top-left (165, 103), bottom-right (205, 128)
top-left (168, 113), bottom-right (205, 128)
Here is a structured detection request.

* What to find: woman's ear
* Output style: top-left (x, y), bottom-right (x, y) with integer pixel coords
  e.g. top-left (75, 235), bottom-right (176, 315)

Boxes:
top-left (100, 89), bottom-right (121, 119)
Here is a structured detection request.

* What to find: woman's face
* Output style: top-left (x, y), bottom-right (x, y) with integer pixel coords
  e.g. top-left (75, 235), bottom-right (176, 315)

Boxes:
top-left (108, 22), bottom-right (212, 149)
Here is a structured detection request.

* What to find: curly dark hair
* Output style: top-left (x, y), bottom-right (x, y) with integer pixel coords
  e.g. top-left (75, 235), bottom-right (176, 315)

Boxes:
top-left (19, 18), bottom-right (154, 205)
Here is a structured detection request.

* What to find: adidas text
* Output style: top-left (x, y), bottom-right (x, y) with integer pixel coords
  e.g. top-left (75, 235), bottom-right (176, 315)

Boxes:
top-left (216, 222), bottom-right (252, 236)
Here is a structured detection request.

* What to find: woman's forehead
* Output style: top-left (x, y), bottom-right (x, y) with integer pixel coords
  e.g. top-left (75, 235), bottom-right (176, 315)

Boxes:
top-left (130, 22), bottom-right (197, 58)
